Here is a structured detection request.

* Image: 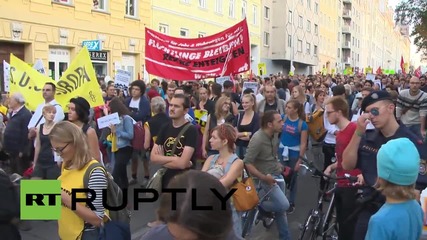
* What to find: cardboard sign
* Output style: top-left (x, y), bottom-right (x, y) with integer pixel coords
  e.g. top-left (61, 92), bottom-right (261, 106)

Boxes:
top-left (97, 112), bottom-right (121, 129)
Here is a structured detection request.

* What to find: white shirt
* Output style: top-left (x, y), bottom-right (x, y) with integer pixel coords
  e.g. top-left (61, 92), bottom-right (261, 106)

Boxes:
top-left (129, 98), bottom-right (140, 110)
top-left (323, 110), bottom-right (338, 144)
top-left (27, 99), bottom-right (65, 129)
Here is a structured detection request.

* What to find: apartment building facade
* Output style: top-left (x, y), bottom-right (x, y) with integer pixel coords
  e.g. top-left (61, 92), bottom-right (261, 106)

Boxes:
top-left (261, 0), bottom-right (320, 75)
top-left (151, 0), bottom-right (261, 75)
top-left (0, 0), bottom-right (150, 86)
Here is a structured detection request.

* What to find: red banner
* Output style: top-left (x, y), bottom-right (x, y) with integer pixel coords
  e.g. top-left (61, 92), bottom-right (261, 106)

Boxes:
top-left (145, 19), bottom-right (250, 80)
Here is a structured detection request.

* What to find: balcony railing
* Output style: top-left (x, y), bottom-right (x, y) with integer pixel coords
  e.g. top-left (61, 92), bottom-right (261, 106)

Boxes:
top-left (342, 41), bottom-right (351, 48)
top-left (343, 57), bottom-right (351, 64)
top-left (342, 25), bottom-right (351, 33)
top-left (343, 10), bottom-right (352, 18)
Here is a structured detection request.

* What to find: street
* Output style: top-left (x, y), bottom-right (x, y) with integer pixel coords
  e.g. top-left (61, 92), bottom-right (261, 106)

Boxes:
top-left (20, 154), bottom-right (321, 240)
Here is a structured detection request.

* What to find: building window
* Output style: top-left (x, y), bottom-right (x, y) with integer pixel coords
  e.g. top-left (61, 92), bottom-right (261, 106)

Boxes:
top-left (49, 48), bottom-right (70, 80)
top-left (315, 2), bottom-right (318, 14)
top-left (159, 24), bottom-right (169, 34)
top-left (307, 20), bottom-right (311, 32)
top-left (337, 32), bottom-right (340, 42)
top-left (180, 28), bottom-right (189, 37)
top-left (314, 45), bottom-right (318, 56)
top-left (215, 0), bottom-right (222, 13)
top-left (314, 24), bottom-right (318, 35)
top-left (53, 0), bottom-right (72, 4)
top-left (307, 0), bottom-right (311, 9)
top-left (242, 1), bottom-right (247, 19)
top-left (263, 32), bottom-right (270, 46)
top-left (297, 39), bottom-right (302, 52)
top-left (288, 34), bottom-right (292, 47)
top-left (199, 0), bottom-right (206, 8)
top-left (306, 42), bottom-right (311, 54)
top-left (337, 48), bottom-right (340, 58)
top-left (198, 32), bottom-right (206, 38)
top-left (298, 15), bottom-right (303, 28)
top-left (299, 0), bottom-right (303, 5)
top-left (125, 0), bottom-right (137, 17)
top-left (264, 6), bottom-right (270, 19)
top-left (252, 5), bottom-right (258, 24)
top-left (288, 11), bottom-right (293, 23)
top-left (229, 0), bottom-right (235, 18)
top-left (93, 0), bottom-right (107, 10)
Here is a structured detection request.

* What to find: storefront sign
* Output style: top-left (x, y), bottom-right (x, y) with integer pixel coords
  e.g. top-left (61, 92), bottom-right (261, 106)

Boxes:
top-left (89, 51), bottom-right (108, 61)
top-left (82, 40), bottom-right (102, 51)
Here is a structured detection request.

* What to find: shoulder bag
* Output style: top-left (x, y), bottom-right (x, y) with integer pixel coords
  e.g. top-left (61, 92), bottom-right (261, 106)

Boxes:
top-left (146, 122), bottom-right (192, 193)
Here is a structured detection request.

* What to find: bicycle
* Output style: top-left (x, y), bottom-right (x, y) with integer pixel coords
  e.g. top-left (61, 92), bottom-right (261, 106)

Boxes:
top-left (241, 179), bottom-right (278, 238)
top-left (297, 156), bottom-right (358, 240)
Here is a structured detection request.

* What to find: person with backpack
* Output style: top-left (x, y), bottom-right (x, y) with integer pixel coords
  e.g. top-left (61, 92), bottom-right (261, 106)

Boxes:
top-left (202, 123), bottom-right (244, 237)
top-left (279, 99), bottom-right (309, 214)
top-left (49, 121), bottom-right (108, 240)
top-left (306, 90), bottom-right (327, 166)
top-left (107, 97), bottom-right (134, 191)
top-left (68, 97), bottom-right (101, 162)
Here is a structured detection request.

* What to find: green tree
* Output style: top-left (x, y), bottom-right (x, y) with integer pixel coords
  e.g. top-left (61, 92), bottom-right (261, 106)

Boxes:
top-left (395, 0), bottom-right (427, 59)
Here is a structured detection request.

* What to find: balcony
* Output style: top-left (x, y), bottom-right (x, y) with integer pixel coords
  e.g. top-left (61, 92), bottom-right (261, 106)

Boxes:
top-left (342, 25), bottom-right (351, 33)
top-left (342, 57), bottom-right (351, 65)
top-left (342, 41), bottom-right (351, 49)
top-left (343, 10), bottom-right (352, 19)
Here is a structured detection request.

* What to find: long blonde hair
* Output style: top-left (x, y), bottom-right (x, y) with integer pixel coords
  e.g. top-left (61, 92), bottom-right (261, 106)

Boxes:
top-left (49, 121), bottom-right (92, 170)
top-left (214, 96), bottom-right (231, 120)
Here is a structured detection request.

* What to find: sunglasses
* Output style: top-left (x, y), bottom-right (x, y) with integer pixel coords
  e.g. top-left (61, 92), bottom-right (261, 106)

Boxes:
top-left (52, 143), bottom-right (70, 155)
top-left (367, 107), bottom-right (380, 116)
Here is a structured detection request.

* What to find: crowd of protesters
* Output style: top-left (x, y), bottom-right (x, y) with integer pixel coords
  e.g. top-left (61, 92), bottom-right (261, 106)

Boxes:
top-left (0, 71), bottom-right (426, 240)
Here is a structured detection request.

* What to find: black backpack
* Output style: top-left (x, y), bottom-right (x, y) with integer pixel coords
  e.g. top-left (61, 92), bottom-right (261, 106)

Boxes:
top-left (0, 168), bottom-right (20, 226)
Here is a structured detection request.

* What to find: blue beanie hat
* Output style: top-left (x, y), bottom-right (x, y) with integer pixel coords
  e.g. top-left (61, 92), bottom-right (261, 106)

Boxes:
top-left (377, 138), bottom-right (420, 186)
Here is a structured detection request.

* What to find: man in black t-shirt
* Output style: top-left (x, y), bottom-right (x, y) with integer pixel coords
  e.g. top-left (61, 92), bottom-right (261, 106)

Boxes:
top-left (150, 94), bottom-right (198, 189)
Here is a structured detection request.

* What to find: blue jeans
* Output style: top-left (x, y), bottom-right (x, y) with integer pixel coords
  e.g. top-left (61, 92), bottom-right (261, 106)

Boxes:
top-left (236, 146), bottom-right (247, 159)
top-left (231, 203), bottom-right (242, 237)
top-left (258, 174), bottom-right (291, 240)
top-left (282, 156), bottom-right (299, 204)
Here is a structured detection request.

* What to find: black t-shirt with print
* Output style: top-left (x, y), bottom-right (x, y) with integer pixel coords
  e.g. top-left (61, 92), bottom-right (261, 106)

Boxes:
top-left (156, 122), bottom-right (198, 188)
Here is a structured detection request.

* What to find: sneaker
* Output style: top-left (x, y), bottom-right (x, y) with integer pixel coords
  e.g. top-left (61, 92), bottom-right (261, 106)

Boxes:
top-left (287, 204), bottom-right (295, 214)
top-left (141, 177), bottom-right (149, 187)
top-left (129, 178), bottom-right (138, 185)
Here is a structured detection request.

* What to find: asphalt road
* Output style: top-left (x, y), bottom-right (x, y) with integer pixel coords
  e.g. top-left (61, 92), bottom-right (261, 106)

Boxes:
top-left (20, 152), bottom-right (322, 240)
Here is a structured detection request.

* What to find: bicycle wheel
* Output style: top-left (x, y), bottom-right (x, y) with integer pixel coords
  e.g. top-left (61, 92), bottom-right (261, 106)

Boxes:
top-left (322, 208), bottom-right (338, 240)
top-left (241, 208), bottom-right (258, 238)
top-left (298, 211), bottom-right (318, 240)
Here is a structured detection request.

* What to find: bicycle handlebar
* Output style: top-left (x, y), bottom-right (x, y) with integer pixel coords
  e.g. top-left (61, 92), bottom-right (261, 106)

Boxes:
top-left (299, 156), bottom-right (358, 183)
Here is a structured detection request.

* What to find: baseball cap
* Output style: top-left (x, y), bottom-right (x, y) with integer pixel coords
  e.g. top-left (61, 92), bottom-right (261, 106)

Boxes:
top-left (377, 138), bottom-right (420, 186)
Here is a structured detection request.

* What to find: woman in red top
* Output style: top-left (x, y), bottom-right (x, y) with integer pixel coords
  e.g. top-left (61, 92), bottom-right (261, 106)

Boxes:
top-left (323, 96), bottom-right (363, 240)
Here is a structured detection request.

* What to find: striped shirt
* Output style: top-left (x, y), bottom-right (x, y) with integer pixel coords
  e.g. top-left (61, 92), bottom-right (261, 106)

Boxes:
top-left (87, 169), bottom-right (108, 221)
top-left (396, 89), bottom-right (427, 125)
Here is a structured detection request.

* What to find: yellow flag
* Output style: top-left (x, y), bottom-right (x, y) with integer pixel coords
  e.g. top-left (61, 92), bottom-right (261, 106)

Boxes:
top-left (9, 54), bottom-right (56, 111)
top-left (194, 109), bottom-right (208, 133)
top-left (55, 47), bottom-right (104, 110)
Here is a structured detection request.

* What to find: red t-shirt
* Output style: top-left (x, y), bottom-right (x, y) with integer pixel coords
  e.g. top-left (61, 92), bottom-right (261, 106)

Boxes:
top-left (336, 122), bottom-right (362, 187)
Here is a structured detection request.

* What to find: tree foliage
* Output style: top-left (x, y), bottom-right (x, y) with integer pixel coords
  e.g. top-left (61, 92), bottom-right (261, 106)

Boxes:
top-left (395, 0), bottom-right (427, 60)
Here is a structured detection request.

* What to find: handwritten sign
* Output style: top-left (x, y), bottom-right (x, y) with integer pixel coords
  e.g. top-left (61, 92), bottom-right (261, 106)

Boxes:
top-left (115, 69), bottom-right (131, 97)
top-left (242, 82), bottom-right (259, 95)
top-left (97, 112), bottom-right (121, 129)
top-left (3, 60), bottom-right (10, 92)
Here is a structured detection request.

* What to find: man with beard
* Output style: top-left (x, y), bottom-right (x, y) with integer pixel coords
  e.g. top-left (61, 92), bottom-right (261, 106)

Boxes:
top-left (396, 76), bottom-right (427, 139)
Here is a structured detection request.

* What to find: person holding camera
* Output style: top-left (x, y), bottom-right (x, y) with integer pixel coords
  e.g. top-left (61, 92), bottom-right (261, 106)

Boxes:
top-left (342, 90), bottom-right (427, 240)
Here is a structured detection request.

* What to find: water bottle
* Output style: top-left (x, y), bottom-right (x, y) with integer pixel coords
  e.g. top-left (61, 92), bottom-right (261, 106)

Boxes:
top-left (421, 188), bottom-right (427, 236)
